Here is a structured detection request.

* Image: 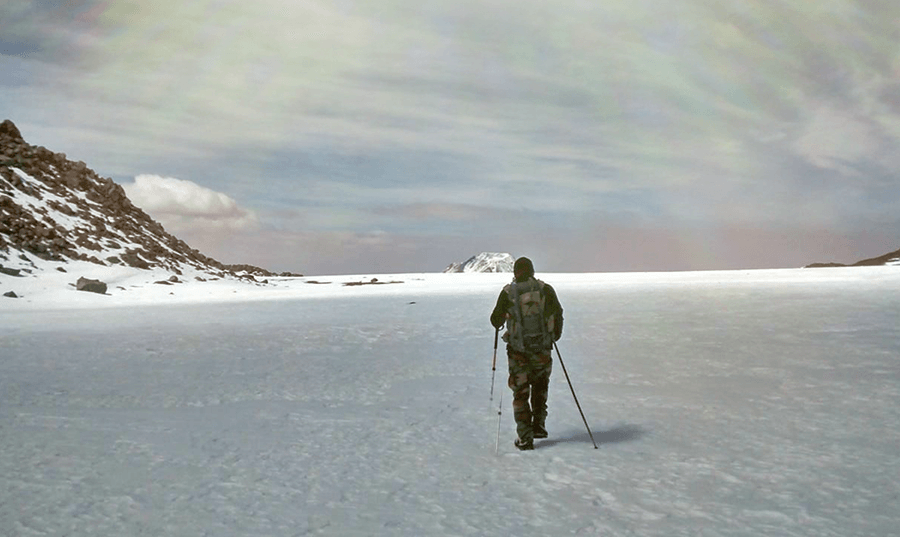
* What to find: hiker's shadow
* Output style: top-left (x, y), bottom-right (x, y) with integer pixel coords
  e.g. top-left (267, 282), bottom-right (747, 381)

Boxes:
top-left (538, 424), bottom-right (646, 448)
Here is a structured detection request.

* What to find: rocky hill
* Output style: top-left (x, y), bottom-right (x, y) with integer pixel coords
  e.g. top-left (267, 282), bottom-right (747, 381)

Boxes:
top-left (444, 252), bottom-right (514, 273)
top-left (0, 119), bottom-right (288, 282)
top-left (806, 248), bottom-right (900, 268)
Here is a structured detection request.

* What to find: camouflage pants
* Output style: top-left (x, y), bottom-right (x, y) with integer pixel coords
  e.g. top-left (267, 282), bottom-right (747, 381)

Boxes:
top-left (507, 348), bottom-right (552, 443)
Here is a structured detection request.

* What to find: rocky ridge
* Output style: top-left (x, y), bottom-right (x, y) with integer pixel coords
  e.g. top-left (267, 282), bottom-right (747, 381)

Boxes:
top-left (806, 248), bottom-right (900, 268)
top-left (0, 119), bottom-right (291, 284)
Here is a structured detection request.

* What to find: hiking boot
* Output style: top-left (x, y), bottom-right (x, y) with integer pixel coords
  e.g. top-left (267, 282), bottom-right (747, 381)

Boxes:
top-left (533, 424), bottom-right (548, 439)
top-left (514, 438), bottom-right (534, 451)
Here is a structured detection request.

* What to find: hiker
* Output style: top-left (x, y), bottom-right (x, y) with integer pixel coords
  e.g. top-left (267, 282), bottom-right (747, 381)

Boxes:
top-left (490, 257), bottom-right (564, 450)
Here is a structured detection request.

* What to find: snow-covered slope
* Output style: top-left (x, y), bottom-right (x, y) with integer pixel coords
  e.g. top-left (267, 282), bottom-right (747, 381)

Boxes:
top-left (0, 119), bottom-right (280, 284)
top-left (444, 252), bottom-right (514, 273)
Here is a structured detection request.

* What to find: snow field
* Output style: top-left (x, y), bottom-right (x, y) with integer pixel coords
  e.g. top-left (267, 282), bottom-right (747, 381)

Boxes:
top-left (1, 269), bottom-right (899, 536)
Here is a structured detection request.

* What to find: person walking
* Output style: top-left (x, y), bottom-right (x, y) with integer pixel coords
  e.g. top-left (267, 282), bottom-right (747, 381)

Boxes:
top-left (490, 257), bottom-right (564, 450)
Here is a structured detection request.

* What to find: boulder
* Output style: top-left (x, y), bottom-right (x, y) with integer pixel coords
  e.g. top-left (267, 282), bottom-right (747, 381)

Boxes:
top-left (76, 276), bottom-right (107, 294)
top-left (3, 291), bottom-right (17, 298)
top-left (0, 265), bottom-right (22, 277)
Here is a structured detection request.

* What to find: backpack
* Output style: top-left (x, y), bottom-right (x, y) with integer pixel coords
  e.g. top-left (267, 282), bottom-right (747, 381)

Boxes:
top-left (504, 278), bottom-right (554, 353)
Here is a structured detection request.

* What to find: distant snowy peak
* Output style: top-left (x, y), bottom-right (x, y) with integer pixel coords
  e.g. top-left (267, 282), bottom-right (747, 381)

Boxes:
top-left (444, 252), bottom-right (514, 273)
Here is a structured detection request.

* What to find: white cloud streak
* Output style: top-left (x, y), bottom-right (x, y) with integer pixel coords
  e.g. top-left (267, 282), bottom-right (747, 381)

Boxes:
top-left (122, 174), bottom-right (259, 232)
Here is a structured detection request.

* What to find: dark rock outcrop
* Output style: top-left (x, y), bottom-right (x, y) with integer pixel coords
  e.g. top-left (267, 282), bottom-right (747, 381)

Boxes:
top-left (0, 265), bottom-right (21, 276)
top-left (805, 262), bottom-right (847, 268)
top-left (806, 247), bottom-right (900, 268)
top-left (0, 120), bottom-right (23, 142)
top-left (851, 247), bottom-right (900, 266)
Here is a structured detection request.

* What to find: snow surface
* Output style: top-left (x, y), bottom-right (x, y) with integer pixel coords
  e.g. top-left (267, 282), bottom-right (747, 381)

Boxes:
top-left (2, 266), bottom-right (900, 536)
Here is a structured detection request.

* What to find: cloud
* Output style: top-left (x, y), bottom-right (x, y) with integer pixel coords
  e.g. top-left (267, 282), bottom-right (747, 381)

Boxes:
top-left (122, 174), bottom-right (259, 232)
top-left (6, 0), bottom-right (900, 274)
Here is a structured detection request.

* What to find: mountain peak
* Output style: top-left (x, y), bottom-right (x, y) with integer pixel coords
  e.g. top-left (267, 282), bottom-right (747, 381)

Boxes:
top-left (0, 120), bottom-right (23, 143)
top-left (444, 252), bottom-right (514, 273)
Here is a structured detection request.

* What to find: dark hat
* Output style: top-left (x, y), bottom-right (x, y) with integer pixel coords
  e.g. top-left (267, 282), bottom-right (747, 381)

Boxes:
top-left (513, 257), bottom-right (535, 281)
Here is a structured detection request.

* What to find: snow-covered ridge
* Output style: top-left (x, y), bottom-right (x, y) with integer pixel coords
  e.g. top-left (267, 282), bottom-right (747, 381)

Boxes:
top-left (0, 119), bottom-right (284, 284)
top-left (444, 252), bottom-right (514, 273)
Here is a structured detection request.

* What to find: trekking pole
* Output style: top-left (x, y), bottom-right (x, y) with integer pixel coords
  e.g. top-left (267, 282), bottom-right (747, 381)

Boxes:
top-left (489, 327), bottom-right (499, 401)
top-left (489, 327), bottom-right (504, 455)
top-left (554, 342), bottom-right (598, 449)
top-left (495, 388), bottom-right (503, 455)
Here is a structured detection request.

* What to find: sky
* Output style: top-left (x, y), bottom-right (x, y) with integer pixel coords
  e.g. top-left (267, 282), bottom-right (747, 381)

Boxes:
top-left (2, 0), bottom-right (899, 275)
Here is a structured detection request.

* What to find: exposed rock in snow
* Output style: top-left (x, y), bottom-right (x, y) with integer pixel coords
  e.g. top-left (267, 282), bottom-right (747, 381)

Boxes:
top-left (76, 276), bottom-right (107, 294)
top-left (444, 252), bottom-right (514, 273)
